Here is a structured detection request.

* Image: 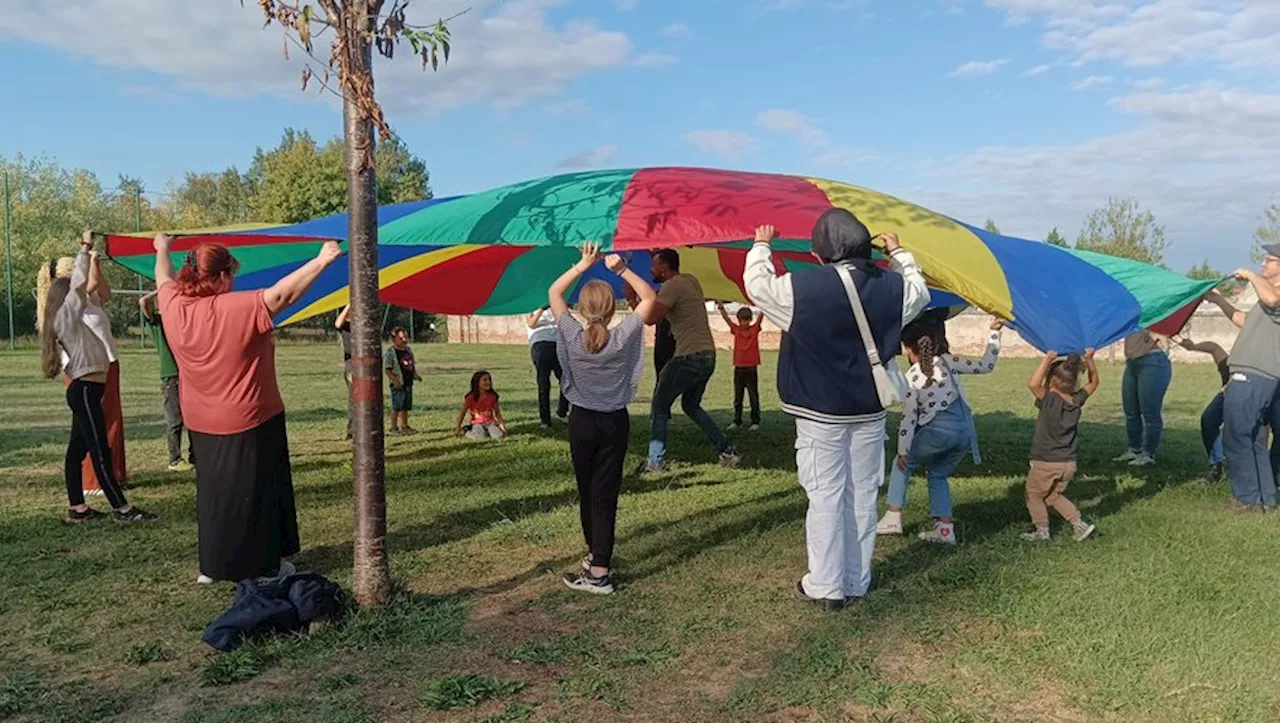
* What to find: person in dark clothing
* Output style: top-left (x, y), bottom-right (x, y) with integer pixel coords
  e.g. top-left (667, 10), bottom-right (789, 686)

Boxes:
top-left (1175, 334), bottom-right (1230, 482)
top-left (525, 306), bottom-right (569, 427)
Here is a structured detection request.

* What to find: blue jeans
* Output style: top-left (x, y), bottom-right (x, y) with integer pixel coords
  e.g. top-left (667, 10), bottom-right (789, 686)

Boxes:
top-left (648, 353), bottom-right (730, 464)
top-left (1122, 353), bottom-right (1172, 456)
top-left (1201, 392), bottom-right (1225, 465)
top-left (1223, 372), bottom-right (1280, 506)
top-left (886, 402), bottom-right (973, 519)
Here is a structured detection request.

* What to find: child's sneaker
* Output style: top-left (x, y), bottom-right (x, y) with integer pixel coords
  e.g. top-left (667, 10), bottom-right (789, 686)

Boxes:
top-left (196, 573), bottom-right (215, 584)
top-left (719, 450), bottom-right (742, 469)
top-left (875, 511), bottom-right (903, 535)
top-left (562, 570), bottom-right (614, 595)
top-left (749, 423), bottom-right (761, 431)
top-left (1072, 520), bottom-right (1096, 542)
top-left (918, 522), bottom-right (957, 546)
top-left (1129, 453), bottom-right (1155, 467)
top-left (167, 460), bottom-right (195, 472)
top-left (1113, 450), bottom-right (1140, 463)
top-left (1020, 527), bottom-right (1050, 542)
top-left (637, 460), bottom-right (668, 475)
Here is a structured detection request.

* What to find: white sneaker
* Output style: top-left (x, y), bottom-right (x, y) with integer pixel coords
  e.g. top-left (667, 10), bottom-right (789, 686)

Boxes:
top-left (876, 512), bottom-right (903, 535)
top-left (749, 424), bottom-right (761, 431)
top-left (1072, 521), bottom-right (1096, 542)
top-left (1113, 450), bottom-right (1140, 463)
top-left (196, 574), bottom-right (215, 584)
top-left (1020, 527), bottom-right (1050, 542)
top-left (1129, 453), bottom-right (1155, 467)
top-left (918, 523), bottom-right (957, 546)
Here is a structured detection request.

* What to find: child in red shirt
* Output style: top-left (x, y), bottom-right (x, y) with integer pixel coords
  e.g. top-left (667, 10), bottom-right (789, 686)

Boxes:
top-left (455, 370), bottom-right (507, 440)
top-left (718, 302), bottom-right (764, 430)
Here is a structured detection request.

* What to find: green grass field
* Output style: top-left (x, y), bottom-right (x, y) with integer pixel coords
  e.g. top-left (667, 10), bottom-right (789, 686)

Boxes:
top-left (2, 343), bottom-right (1278, 722)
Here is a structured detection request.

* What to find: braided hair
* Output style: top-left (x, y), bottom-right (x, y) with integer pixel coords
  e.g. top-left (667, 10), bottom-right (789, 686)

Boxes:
top-left (901, 318), bottom-right (941, 386)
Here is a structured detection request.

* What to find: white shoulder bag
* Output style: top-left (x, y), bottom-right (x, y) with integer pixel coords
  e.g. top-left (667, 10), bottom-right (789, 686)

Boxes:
top-left (835, 265), bottom-right (907, 409)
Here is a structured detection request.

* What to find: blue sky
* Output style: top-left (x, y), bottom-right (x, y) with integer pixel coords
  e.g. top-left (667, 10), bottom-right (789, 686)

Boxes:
top-left (3, 0), bottom-right (1279, 270)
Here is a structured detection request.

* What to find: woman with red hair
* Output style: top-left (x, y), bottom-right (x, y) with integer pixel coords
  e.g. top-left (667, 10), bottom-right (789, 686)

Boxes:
top-left (153, 234), bottom-right (342, 583)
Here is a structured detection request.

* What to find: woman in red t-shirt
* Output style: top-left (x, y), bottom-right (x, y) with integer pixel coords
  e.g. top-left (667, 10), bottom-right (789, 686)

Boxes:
top-left (152, 233), bottom-right (342, 583)
top-left (455, 371), bottom-right (506, 440)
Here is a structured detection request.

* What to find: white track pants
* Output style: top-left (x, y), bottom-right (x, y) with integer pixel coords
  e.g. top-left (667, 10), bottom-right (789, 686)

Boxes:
top-left (795, 417), bottom-right (885, 600)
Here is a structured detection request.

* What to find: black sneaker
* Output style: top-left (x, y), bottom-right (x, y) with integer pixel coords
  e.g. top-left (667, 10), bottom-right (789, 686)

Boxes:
top-left (793, 580), bottom-right (846, 612)
top-left (67, 507), bottom-right (107, 523)
top-left (113, 506), bottom-right (157, 523)
top-left (562, 570), bottom-right (614, 595)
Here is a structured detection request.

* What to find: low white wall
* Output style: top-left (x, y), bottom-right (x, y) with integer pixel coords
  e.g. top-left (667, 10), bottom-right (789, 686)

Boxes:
top-left (447, 305), bottom-right (1243, 363)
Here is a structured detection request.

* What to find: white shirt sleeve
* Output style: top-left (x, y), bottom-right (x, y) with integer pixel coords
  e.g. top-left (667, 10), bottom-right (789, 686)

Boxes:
top-left (743, 242), bottom-right (795, 332)
top-left (891, 249), bottom-right (929, 325)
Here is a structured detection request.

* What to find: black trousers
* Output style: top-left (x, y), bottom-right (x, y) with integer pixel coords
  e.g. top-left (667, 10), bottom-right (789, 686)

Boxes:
top-left (733, 366), bottom-right (761, 425)
top-left (531, 341), bottom-right (569, 424)
top-left (569, 406), bottom-right (630, 569)
top-left (65, 379), bottom-right (129, 509)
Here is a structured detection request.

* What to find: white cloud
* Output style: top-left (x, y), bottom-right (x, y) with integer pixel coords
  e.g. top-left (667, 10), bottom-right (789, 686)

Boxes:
top-left (983, 0), bottom-right (1280, 71)
top-left (947, 58), bottom-right (1010, 77)
top-left (632, 51), bottom-right (679, 67)
top-left (555, 144), bottom-right (619, 169)
top-left (0, 0), bottom-right (638, 116)
top-left (1021, 63), bottom-right (1052, 77)
top-left (660, 22), bottom-right (693, 39)
top-left (542, 99), bottom-right (592, 117)
top-left (1069, 74), bottom-right (1113, 90)
top-left (913, 86), bottom-right (1280, 267)
top-left (754, 109), bottom-right (872, 167)
top-left (683, 130), bottom-right (759, 161)
top-left (1130, 76), bottom-right (1165, 90)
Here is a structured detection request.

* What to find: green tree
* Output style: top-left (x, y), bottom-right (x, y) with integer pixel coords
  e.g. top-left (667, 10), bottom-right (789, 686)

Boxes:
top-left (983, 218), bottom-right (1000, 234)
top-left (1045, 227), bottom-right (1068, 247)
top-left (1186, 259), bottom-right (1222, 280)
top-left (1252, 203), bottom-right (1280, 263)
top-left (255, 0), bottom-right (451, 608)
top-left (248, 129), bottom-right (430, 224)
top-left (1075, 197), bottom-right (1167, 265)
top-left (164, 168), bottom-right (252, 228)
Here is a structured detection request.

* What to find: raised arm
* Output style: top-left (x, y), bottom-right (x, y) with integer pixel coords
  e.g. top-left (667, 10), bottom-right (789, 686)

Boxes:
top-left (1235, 268), bottom-right (1280, 310)
top-left (716, 301), bottom-right (737, 328)
top-left (548, 243), bottom-right (603, 320)
top-left (335, 304), bottom-right (351, 330)
top-left (1205, 289), bottom-right (1246, 328)
top-left (1176, 336), bottom-right (1229, 365)
top-left (1027, 351), bottom-right (1058, 401)
top-left (1081, 349), bottom-right (1100, 397)
top-left (65, 233), bottom-right (95, 319)
top-left (154, 234), bottom-right (176, 286)
top-left (526, 307), bottom-right (547, 329)
top-left (264, 241), bottom-right (343, 315)
top-left (138, 290), bottom-right (159, 322)
top-left (605, 254), bottom-right (657, 321)
top-left (880, 232), bottom-right (929, 326)
top-left (949, 320), bottom-right (1003, 375)
top-left (86, 246), bottom-right (112, 303)
top-left (743, 225), bottom-right (795, 331)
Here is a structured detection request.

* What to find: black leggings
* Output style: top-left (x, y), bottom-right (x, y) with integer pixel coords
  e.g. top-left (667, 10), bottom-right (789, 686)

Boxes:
top-left (569, 406), bottom-right (630, 569)
top-left (66, 379), bottom-right (128, 509)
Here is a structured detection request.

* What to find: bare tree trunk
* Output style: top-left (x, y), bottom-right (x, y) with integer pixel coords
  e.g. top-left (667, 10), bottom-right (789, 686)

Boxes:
top-left (343, 0), bottom-right (391, 607)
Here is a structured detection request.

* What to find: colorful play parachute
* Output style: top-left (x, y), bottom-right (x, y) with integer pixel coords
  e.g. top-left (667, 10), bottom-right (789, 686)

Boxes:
top-left (104, 167), bottom-right (1216, 352)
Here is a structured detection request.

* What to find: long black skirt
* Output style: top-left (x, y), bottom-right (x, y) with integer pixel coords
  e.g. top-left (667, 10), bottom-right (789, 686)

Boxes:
top-left (192, 412), bottom-right (300, 581)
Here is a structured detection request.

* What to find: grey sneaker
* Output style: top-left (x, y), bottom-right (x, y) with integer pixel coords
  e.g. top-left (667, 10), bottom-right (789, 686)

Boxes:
top-left (638, 460), bottom-right (668, 475)
top-left (1072, 521), bottom-right (1096, 542)
top-left (793, 580), bottom-right (845, 613)
top-left (1113, 450), bottom-right (1140, 463)
top-left (563, 570), bottom-right (614, 595)
top-left (1020, 527), bottom-right (1050, 542)
top-left (719, 450), bottom-right (742, 469)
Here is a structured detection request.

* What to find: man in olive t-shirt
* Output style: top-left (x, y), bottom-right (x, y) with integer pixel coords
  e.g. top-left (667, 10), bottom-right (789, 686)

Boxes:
top-left (639, 249), bottom-right (738, 471)
top-left (140, 291), bottom-right (193, 472)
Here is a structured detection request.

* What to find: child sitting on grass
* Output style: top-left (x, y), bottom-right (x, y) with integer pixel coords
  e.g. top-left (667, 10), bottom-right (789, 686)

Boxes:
top-left (877, 315), bottom-right (1003, 546)
top-left (1023, 350), bottom-right (1099, 542)
top-left (716, 301), bottom-right (764, 430)
top-left (455, 370), bottom-right (507, 440)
